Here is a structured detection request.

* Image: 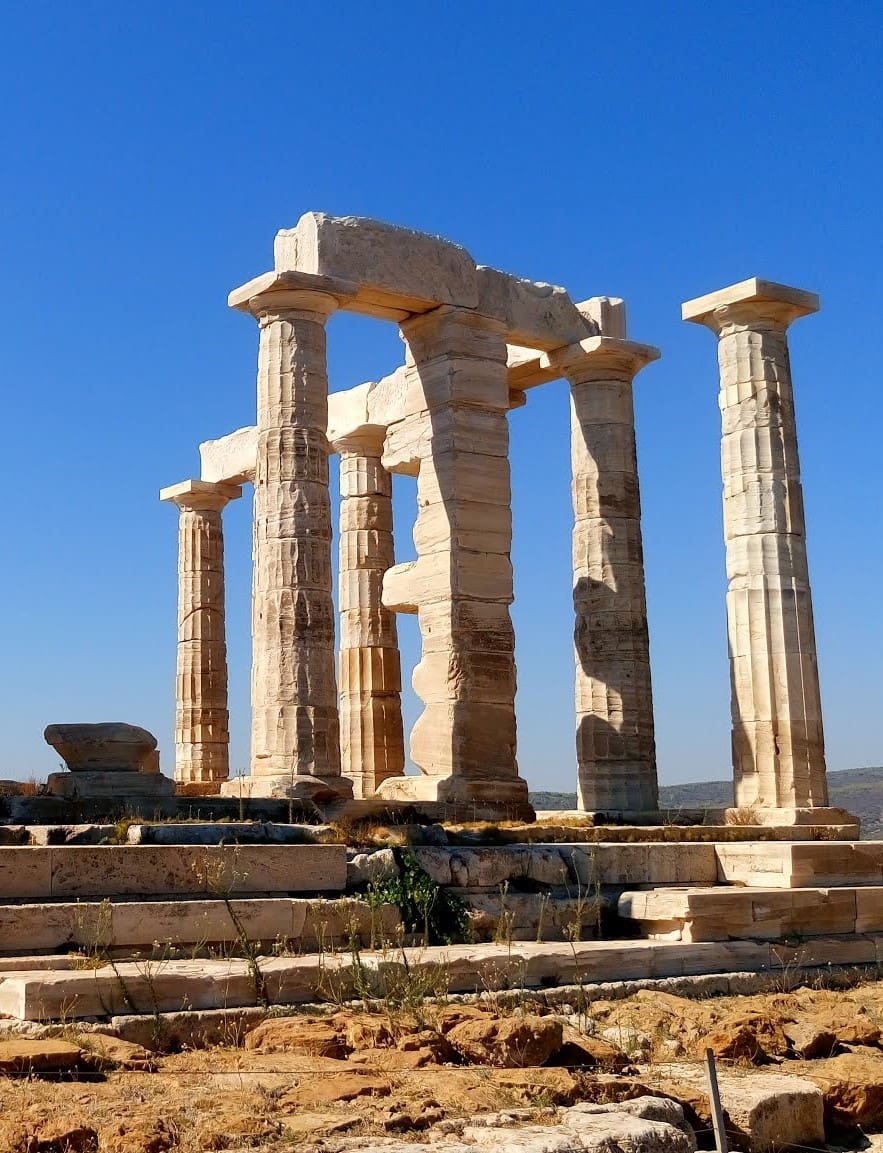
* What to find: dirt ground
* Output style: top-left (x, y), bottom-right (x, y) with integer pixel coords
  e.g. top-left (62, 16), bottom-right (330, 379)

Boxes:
top-left (5, 978), bottom-right (883, 1152)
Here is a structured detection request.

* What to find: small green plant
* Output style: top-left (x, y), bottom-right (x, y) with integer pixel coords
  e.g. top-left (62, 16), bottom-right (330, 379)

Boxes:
top-left (367, 848), bottom-right (471, 946)
top-left (494, 880), bottom-right (516, 946)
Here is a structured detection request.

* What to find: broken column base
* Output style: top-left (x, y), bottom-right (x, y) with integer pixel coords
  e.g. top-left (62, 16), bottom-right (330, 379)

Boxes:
top-left (375, 773), bottom-right (534, 821)
top-left (219, 773), bottom-right (354, 804)
top-left (45, 772), bottom-right (175, 801)
top-left (724, 806), bottom-right (860, 833)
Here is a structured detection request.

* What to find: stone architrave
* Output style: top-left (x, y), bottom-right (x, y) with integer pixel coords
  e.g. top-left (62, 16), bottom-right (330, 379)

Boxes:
top-left (683, 279), bottom-right (832, 814)
top-left (332, 430), bottom-right (405, 797)
top-left (378, 306), bottom-right (531, 816)
top-left (160, 479), bottom-right (241, 788)
top-left (229, 275), bottom-right (352, 801)
top-left (558, 335), bottom-right (660, 814)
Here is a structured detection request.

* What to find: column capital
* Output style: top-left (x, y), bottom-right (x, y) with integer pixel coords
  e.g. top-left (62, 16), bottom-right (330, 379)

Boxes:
top-left (330, 426), bottom-right (387, 457)
top-left (160, 479), bottom-right (242, 512)
top-left (228, 269), bottom-right (355, 322)
top-left (400, 303), bottom-right (508, 358)
top-left (554, 336), bottom-right (660, 383)
top-left (682, 277), bottom-right (819, 333)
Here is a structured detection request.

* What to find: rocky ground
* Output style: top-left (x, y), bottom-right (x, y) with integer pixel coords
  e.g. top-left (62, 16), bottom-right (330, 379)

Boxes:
top-left (4, 979), bottom-right (883, 1151)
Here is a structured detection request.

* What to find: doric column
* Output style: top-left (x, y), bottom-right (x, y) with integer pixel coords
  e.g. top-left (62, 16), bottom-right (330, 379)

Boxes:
top-left (378, 306), bottom-right (531, 817)
top-left (231, 276), bottom-right (352, 800)
top-left (683, 278), bottom-right (830, 813)
top-left (332, 430), bottom-right (404, 797)
top-left (557, 336), bottom-right (660, 814)
top-left (160, 479), bottom-right (241, 788)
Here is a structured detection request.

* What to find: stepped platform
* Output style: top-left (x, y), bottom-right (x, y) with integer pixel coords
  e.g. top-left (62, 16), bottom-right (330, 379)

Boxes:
top-left (1, 934), bottom-right (881, 1021)
top-left (0, 838), bottom-right (880, 991)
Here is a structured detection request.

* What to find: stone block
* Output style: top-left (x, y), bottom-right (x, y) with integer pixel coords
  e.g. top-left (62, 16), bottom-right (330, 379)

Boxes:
top-left (412, 650), bottom-right (516, 705)
top-left (0, 902), bottom-right (103, 952)
top-left (418, 450), bottom-right (512, 508)
top-left (567, 844), bottom-right (719, 886)
top-left (44, 723), bottom-right (157, 772)
top-left (717, 842), bottom-right (883, 888)
top-left (199, 425), bottom-right (257, 484)
top-left (275, 212), bottom-right (479, 315)
top-left (383, 551), bottom-right (513, 610)
top-left (0, 844), bottom-right (347, 900)
top-left (856, 887), bottom-right (883, 932)
top-left (0, 847), bottom-right (53, 899)
top-left (45, 771), bottom-right (175, 800)
top-left (476, 266), bottom-right (592, 350)
top-left (412, 498), bottom-right (512, 555)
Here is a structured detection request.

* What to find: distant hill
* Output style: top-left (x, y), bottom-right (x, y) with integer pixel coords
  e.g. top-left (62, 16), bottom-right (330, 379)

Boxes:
top-left (530, 765), bottom-right (883, 837)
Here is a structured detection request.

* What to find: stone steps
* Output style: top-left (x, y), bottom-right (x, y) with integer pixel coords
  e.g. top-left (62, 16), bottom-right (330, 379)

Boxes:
top-left (618, 885), bottom-right (883, 941)
top-left (0, 896), bottom-right (400, 957)
top-left (1, 933), bottom-right (880, 1021)
top-left (0, 843), bottom-right (346, 899)
top-left (716, 842), bottom-right (883, 887)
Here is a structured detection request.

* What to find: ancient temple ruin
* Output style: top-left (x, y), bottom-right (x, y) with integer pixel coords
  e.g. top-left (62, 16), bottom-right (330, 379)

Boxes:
top-left (160, 215), bottom-right (843, 826)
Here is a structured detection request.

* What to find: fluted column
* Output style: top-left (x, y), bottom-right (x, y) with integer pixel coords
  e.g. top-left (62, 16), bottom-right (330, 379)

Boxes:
top-left (683, 278), bottom-right (830, 812)
top-left (378, 306), bottom-right (531, 817)
top-left (332, 432), bottom-right (404, 797)
top-left (234, 279), bottom-right (352, 800)
top-left (558, 336), bottom-right (660, 813)
top-left (160, 479), bottom-right (241, 787)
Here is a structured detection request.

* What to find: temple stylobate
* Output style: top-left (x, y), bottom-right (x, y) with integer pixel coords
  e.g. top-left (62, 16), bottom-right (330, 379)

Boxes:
top-left (160, 213), bottom-right (842, 826)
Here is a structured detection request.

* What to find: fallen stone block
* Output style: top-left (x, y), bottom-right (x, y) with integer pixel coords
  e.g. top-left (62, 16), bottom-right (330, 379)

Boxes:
top-left (0, 1037), bottom-right (85, 1074)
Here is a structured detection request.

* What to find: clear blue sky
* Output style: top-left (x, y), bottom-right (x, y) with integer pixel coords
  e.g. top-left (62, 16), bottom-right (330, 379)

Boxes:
top-left (1, 1), bottom-right (881, 789)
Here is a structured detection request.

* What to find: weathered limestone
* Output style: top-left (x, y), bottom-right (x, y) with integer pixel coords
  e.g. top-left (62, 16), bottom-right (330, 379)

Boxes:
top-left (228, 273), bottom-right (352, 801)
top-left (160, 480), bottom-right (241, 788)
top-left (0, 897), bottom-right (399, 955)
top-left (618, 884), bottom-right (880, 941)
top-left (332, 429), bottom-right (404, 797)
top-left (558, 331), bottom-right (660, 814)
top-left (0, 937), bottom-right (786, 1020)
top-left (43, 723), bottom-right (174, 800)
top-left (377, 306), bottom-right (530, 815)
top-left (715, 841), bottom-right (883, 888)
top-left (683, 279), bottom-right (831, 816)
top-left (0, 844), bottom-right (346, 899)
top-left (44, 723), bottom-right (157, 772)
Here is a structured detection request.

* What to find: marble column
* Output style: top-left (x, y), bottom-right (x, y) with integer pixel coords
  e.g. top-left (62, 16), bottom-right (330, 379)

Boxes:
top-left (332, 431), bottom-right (405, 797)
top-left (160, 479), bottom-right (241, 787)
top-left (683, 279), bottom-right (830, 812)
top-left (237, 281), bottom-right (352, 800)
top-left (559, 336), bottom-right (660, 814)
top-left (378, 306), bottom-right (531, 816)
